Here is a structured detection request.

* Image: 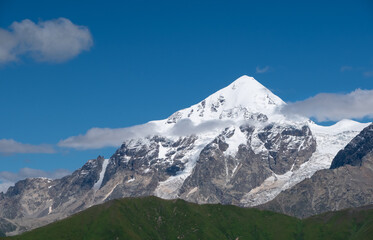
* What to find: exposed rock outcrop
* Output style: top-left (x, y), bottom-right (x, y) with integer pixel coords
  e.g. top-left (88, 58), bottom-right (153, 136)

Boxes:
top-left (260, 123), bottom-right (373, 218)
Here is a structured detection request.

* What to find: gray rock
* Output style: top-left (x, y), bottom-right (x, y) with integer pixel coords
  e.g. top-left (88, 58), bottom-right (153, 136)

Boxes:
top-left (260, 123), bottom-right (373, 218)
top-left (330, 124), bottom-right (373, 169)
top-left (0, 217), bottom-right (17, 234)
top-left (178, 124), bottom-right (315, 205)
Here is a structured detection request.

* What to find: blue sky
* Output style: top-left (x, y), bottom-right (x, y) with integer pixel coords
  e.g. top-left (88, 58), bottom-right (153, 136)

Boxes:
top-left (0, 0), bottom-right (372, 190)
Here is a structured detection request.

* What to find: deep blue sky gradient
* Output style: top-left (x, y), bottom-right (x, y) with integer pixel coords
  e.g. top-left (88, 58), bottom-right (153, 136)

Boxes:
top-left (1, 0), bottom-right (372, 173)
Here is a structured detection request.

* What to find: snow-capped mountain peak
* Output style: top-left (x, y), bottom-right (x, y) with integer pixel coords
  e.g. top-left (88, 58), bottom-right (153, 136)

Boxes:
top-left (1, 74), bottom-right (370, 236)
top-left (166, 75), bottom-right (286, 124)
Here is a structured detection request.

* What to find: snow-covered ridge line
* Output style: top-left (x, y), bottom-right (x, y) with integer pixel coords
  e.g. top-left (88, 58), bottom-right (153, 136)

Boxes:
top-left (240, 120), bottom-right (370, 207)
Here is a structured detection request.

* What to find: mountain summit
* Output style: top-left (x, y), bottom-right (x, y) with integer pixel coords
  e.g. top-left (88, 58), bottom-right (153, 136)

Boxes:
top-left (165, 75), bottom-right (285, 124)
top-left (0, 75), bottom-right (368, 236)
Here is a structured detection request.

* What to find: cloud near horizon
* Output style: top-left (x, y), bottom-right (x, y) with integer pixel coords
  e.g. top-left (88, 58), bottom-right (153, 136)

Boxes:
top-left (282, 89), bottom-right (373, 122)
top-left (0, 18), bottom-right (93, 63)
top-left (0, 139), bottom-right (55, 154)
top-left (0, 168), bottom-right (71, 193)
top-left (58, 122), bottom-right (161, 150)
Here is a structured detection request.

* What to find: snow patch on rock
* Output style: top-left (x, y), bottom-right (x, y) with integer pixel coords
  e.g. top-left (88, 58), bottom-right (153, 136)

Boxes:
top-left (225, 127), bottom-right (247, 156)
top-left (158, 142), bottom-right (168, 159)
top-left (93, 159), bottom-right (109, 190)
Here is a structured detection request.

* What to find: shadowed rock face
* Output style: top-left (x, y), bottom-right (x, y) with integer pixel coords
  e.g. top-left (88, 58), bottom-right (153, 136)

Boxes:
top-left (260, 123), bottom-right (373, 218)
top-left (330, 124), bottom-right (373, 169)
top-left (0, 218), bottom-right (16, 235)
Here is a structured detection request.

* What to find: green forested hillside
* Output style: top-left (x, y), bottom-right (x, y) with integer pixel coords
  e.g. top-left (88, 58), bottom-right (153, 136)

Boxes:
top-left (3, 196), bottom-right (373, 240)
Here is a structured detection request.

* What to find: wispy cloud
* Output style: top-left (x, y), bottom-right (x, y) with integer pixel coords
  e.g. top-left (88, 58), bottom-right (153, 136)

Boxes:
top-left (0, 18), bottom-right (93, 64)
top-left (0, 139), bottom-right (55, 154)
top-left (255, 66), bottom-right (270, 74)
top-left (282, 89), bottom-right (373, 122)
top-left (363, 71), bottom-right (373, 78)
top-left (58, 119), bottom-right (235, 150)
top-left (0, 168), bottom-right (70, 193)
top-left (340, 65), bottom-right (373, 78)
top-left (58, 123), bottom-right (160, 150)
top-left (340, 65), bottom-right (353, 72)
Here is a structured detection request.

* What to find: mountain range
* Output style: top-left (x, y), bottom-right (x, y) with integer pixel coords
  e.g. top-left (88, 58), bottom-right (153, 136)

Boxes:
top-left (0, 75), bottom-right (371, 236)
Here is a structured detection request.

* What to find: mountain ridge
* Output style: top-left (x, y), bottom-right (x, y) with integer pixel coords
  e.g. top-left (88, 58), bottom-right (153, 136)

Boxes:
top-left (260, 123), bottom-right (373, 218)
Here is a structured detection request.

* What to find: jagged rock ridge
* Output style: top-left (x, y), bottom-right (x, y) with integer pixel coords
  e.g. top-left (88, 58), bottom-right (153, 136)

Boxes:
top-left (260, 123), bottom-right (373, 218)
top-left (330, 124), bottom-right (373, 169)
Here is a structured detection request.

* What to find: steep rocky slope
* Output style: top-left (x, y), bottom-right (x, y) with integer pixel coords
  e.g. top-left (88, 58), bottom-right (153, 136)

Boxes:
top-left (260, 123), bottom-right (373, 218)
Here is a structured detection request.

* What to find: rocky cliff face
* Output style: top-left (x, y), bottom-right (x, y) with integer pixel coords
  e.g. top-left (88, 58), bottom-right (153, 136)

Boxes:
top-left (0, 76), bottom-right (368, 235)
top-left (330, 124), bottom-right (373, 169)
top-left (260, 123), bottom-right (373, 218)
top-left (0, 156), bottom-right (106, 234)
top-left (177, 124), bottom-right (316, 205)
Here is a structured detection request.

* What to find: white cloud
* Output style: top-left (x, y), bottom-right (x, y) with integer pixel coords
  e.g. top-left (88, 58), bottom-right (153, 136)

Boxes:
top-left (169, 119), bottom-right (234, 136)
top-left (256, 66), bottom-right (270, 74)
top-left (0, 29), bottom-right (17, 63)
top-left (58, 119), bottom-right (235, 150)
top-left (282, 89), bottom-right (373, 122)
top-left (58, 123), bottom-right (160, 150)
top-left (0, 139), bottom-right (55, 154)
top-left (340, 65), bottom-right (373, 78)
top-left (0, 18), bottom-right (93, 63)
top-left (0, 168), bottom-right (70, 193)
